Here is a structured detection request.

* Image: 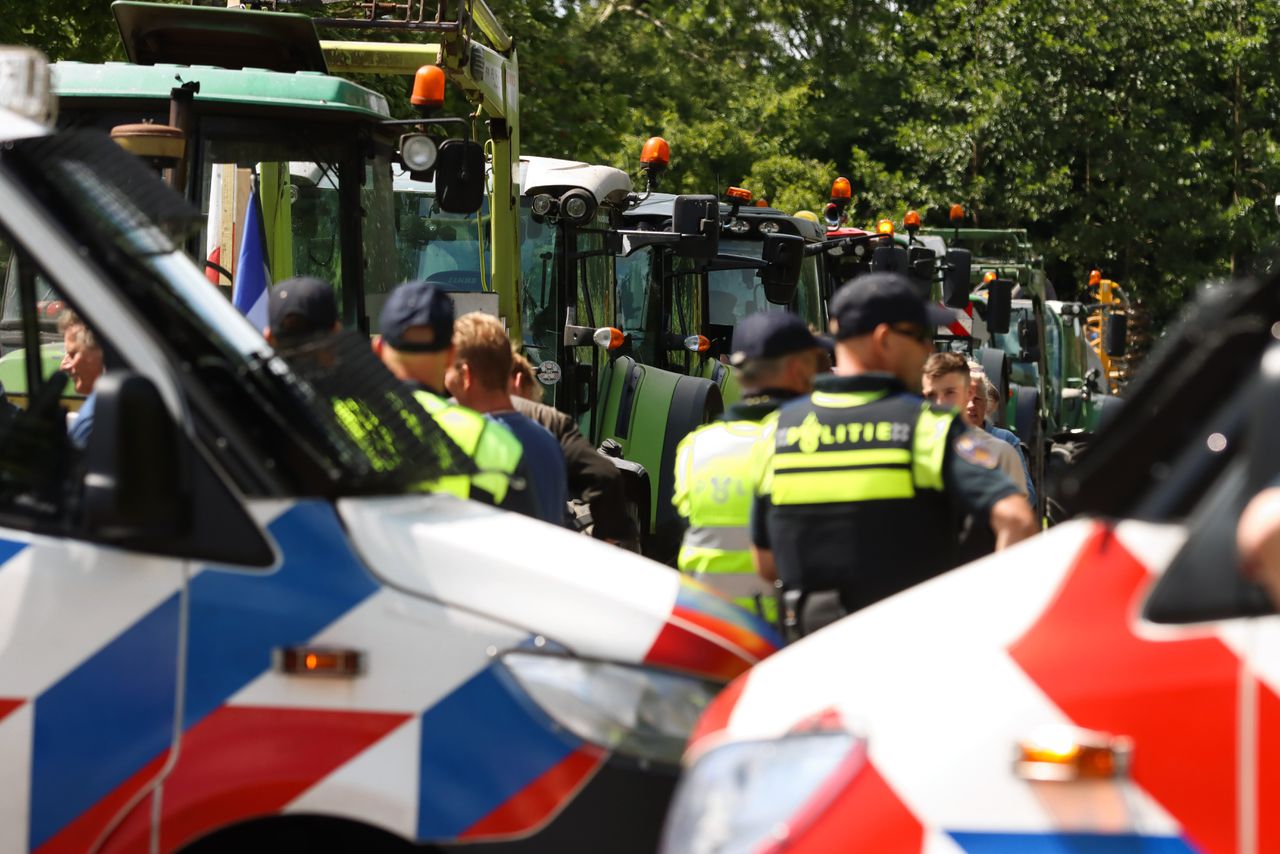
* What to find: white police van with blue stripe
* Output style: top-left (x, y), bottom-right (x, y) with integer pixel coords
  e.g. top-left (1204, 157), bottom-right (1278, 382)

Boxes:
top-left (0, 48), bottom-right (779, 854)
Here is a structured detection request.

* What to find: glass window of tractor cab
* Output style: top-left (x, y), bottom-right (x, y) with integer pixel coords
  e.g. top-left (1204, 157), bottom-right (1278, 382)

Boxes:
top-left (519, 202), bottom-right (560, 373)
top-left (667, 256), bottom-right (702, 374)
top-left (392, 168), bottom-right (491, 297)
top-left (195, 119), bottom-right (397, 334)
top-left (616, 246), bottom-right (657, 366)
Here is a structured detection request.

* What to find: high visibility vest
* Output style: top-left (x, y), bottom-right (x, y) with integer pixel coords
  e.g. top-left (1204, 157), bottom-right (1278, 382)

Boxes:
top-left (672, 419), bottom-right (777, 619)
top-left (756, 387), bottom-right (960, 605)
top-left (759, 389), bottom-right (955, 505)
top-left (412, 390), bottom-right (523, 505)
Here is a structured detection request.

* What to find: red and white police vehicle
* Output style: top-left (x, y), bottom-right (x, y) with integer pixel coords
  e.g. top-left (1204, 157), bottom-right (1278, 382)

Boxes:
top-left (662, 272), bottom-right (1280, 854)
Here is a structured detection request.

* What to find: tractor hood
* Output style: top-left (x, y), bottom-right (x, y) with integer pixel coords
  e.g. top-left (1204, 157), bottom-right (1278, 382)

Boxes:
top-left (338, 495), bottom-right (779, 681)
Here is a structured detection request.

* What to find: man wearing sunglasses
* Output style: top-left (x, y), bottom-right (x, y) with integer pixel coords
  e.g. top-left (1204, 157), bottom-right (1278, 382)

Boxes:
top-left (750, 272), bottom-right (1038, 636)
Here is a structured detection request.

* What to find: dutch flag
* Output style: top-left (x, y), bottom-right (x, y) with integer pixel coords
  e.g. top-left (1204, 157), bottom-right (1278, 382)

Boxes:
top-left (232, 181), bottom-right (271, 330)
top-left (205, 162), bottom-right (225, 285)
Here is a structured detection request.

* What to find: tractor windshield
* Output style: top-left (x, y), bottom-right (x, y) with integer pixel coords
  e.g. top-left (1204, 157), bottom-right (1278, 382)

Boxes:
top-left (708, 239), bottom-right (822, 328)
top-left (392, 167), bottom-right (491, 294)
top-left (194, 121), bottom-right (397, 329)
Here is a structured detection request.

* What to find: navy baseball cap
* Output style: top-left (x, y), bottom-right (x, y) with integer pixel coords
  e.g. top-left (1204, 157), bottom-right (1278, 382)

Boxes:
top-left (829, 272), bottom-right (954, 340)
top-left (268, 277), bottom-right (337, 342)
top-left (379, 280), bottom-right (455, 352)
top-left (729, 311), bottom-right (822, 367)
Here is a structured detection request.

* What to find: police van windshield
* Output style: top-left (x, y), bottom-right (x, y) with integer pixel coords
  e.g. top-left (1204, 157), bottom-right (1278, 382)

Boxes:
top-left (9, 130), bottom-right (458, 497)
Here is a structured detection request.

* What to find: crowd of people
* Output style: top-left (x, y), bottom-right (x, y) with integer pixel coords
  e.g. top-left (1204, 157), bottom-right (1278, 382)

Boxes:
top-left (57, 268), bottom-right (1280, 631)
top-left (54, 270), bottom-right (1041, 635)
top-left (265, 275), bottom-right (636, 541)
top-left (677, 272), bottom-right (1039, 636)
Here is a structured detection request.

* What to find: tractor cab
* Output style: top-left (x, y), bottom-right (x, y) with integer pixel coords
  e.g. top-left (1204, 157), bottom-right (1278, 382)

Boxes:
top-left (617, 189), bottom-right (819, 404)
top-left (52, 1), bottom-right (403, 334)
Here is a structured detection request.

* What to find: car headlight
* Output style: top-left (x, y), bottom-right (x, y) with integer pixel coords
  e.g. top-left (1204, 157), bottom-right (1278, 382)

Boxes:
top-left (499, 651), bottom-right (723, 765)
top-left (659, 730), bottom-right (865, 854)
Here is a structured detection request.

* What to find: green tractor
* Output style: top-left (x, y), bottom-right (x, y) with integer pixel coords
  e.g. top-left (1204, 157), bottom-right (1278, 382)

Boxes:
top-left (617, 186), bottom-right (823, 405)
top-left (921, 218), bottom-right (1123, 520)
top-left (50, 2), bottom-right (425, 329)
top-left (394, 154), bottom-right (730, 560)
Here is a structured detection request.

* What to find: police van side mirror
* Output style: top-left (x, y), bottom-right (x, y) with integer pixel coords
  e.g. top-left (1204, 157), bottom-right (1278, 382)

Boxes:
top-left (760, 233), bottom-right (803, 305)
top-left (83, 372), bottom-right (273, 566)
top-left (84, 372), bottom-right (186, 543)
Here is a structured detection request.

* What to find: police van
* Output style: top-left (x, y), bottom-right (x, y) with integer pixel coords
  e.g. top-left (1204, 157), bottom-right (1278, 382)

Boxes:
top-left (0, 49), bottom-right (779, 854)
top-left (661, 271), bottom-right (1280, 852)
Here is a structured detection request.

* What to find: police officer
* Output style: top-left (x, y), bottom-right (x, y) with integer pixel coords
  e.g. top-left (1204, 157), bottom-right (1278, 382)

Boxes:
top-left (373, 281), bottom-right (539, 518)
top-left (751, 273), bottom-right (1038, 634)
top-left (672, 312), bottom-right (825, 620)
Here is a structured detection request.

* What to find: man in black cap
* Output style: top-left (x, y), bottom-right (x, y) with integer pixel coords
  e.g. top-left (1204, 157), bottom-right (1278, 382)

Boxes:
top-left (373, 280), bottom-right (538, 518)
top-left (751, 272), bottom-right (1038, 635)
top-left (672, 311), bottom-right (825, 622)
top-left (264, 276), bottom-right (339, 347)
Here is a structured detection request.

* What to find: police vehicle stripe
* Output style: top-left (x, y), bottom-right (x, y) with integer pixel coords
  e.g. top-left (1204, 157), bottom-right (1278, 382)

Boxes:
top-left (182, 501), bottom-right (380, 729)
top-left (0, 538), bottom-right (25, 573)
top-left (151, 705), bottom-right (412, 851)
top-left (29, 592), bottom-right (181, 851)
top-left (0, 697), bottom-right (22, 723)
top-left (459, 745), bottom-right (605, 839)
top-left (416, 663), bottom-right (584, 840)
top-left (282, 716), bottom-right (423, 839)
top-left (0, 701), bottom-right (33, 854)
top-left (947, 832), bottom-right (1197, 852)
top-left (1009, 525), bottom-right (1274, 854)
top-left (28, 501), bottom-right (380, 851)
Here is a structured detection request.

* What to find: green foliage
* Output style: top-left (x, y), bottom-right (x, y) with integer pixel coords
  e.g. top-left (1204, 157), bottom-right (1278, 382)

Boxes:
top-left (11, 0), bottom-right (1280, 322)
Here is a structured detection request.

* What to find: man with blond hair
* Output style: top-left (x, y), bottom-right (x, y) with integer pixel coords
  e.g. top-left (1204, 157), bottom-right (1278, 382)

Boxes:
top-left (447, 311), bottom-right (566, 526)
top-left (58, 309), bottom-right (104, 449)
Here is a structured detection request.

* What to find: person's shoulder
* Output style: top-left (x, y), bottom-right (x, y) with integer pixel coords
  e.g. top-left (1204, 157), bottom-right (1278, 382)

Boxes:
top-left (952, 427), bottom-right (1003, 470)
top-left (511, 395), bottom-right (571, 431)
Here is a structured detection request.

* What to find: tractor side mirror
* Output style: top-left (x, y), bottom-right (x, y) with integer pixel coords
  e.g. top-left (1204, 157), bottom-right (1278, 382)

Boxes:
top-left (871, 244), bottom-right (908, 276)
top-left (1017, 316), bottom-right (1041, 363)
top-left (435, 139), bottom-right (486, 214)
top-left (942, 248), bottom-right (972, 308)
top-left (985, 278), bottom-right (1014, 334)
top-left (672, 195), bottom-right (720, 260)
top-left (1105, 312), bottom-right (1128, 357)
top-left (760, 233), bottom-right (804, 305)
top-left (908, 246), bottom-right (936, 286)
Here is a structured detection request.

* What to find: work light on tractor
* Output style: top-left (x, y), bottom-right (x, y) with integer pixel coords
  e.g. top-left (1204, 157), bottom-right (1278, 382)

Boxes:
top-left (399, 133), bottom-right (438, 172)
top-left (639, 136), bottom-right (670, 194)
top-left (560, 188), bottom-right (597, 225)
top-left (825, 177), bottom-right (852, 227)
top-left (411, 64), bottom-right (446, 113)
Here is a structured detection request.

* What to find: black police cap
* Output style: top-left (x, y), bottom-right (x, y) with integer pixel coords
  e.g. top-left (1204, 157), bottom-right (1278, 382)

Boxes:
top-left (268, 277), bottom-right (338, 342)
top-left (729, 311), bottom-right (822, 367)
top-left (829, 272), bottom-right (954, 340)
top-left (379, 280), bottom-right (455, 353)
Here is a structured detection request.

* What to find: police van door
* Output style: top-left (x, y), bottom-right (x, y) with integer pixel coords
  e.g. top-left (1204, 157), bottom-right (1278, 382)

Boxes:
top-left (0, 225), bottom-right (186, 853)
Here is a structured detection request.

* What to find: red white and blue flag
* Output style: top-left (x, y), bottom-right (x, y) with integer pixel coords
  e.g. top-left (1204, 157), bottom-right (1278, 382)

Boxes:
top-left (231, 182), bottom-right (270, 330)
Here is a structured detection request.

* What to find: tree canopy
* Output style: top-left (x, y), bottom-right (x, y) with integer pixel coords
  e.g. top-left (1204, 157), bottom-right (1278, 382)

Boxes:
top-left (12, 0), bottom-right (1280, 324)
